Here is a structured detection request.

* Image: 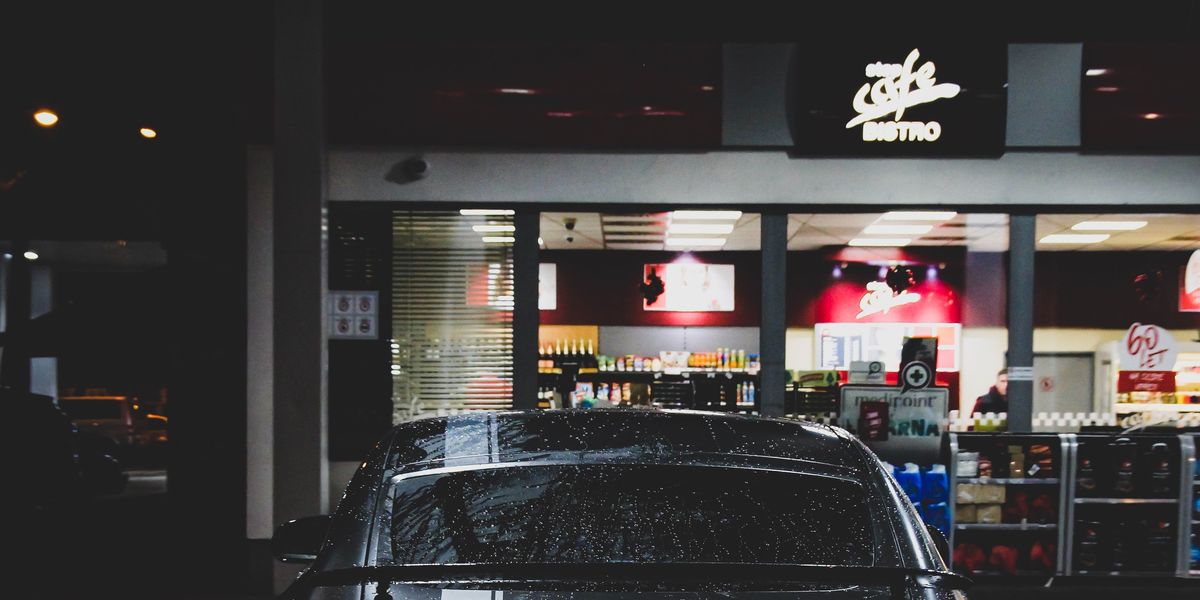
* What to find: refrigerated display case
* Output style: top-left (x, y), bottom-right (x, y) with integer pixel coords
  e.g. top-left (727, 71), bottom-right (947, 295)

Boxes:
top-left (1096, 341), bottom-right (1200, 415)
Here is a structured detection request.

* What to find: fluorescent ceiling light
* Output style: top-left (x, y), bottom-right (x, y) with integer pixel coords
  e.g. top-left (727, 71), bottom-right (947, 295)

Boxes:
top-left (1039, 233), bottom-right (1110, 244)
top-left (605, 234), bottom-right (665, 241)
top-left (472, 224), bottom-right (516, 233)
top-left (671, 210), bottom-right (743, 220)
top-left (1071, 220), bottom-right (1147, 231)
top-left (668, 223), bottom-right (735, 234)
top-left (604, 225), bottom-right (663, 233)
top-left (665, 237), bottom-right (726, 247)
top-left (880, 211), bottom-right (956, 221)
top-left (848, 238), bottom-right (912, 247)
top-left (460, 209), bottom-right (515, 216)
top-left (607, 242), bottom-right (665, 250)
top-left (481, 236), bottom-right (515, 244)
top-left (863, 224), bottom-right (933, 235)
top-left (1085, 68), bottom-right (1109, 76)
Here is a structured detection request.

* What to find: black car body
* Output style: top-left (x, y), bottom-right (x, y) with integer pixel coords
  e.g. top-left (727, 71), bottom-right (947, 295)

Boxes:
top-left (275, 409), bottom-right (967, 600)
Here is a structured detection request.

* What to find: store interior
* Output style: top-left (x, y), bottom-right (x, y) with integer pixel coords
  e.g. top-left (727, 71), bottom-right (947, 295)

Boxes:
top-left (530, 210), bottom-right (1199, 419)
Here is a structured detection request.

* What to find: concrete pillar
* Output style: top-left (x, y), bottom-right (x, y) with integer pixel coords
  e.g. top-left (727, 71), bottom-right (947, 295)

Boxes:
top-left (760, 213), bottom-right (787, 417)
top-left (512, 210), bottom-right (539, 409)
top-left (1007, 214), bottom-right (1035, 432)
top-left (272, 0), bottom-right (327, 590)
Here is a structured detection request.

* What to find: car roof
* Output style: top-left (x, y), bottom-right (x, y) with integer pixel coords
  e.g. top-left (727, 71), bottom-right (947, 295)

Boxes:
top-left (384, 408), bottom-right (865, 477)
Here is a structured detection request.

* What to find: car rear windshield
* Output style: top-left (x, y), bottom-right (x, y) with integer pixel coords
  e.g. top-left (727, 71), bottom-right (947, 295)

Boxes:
top-left (386, 464), bottom-right (873, 566)
top-left (60, 399), bottom-right (124, 420)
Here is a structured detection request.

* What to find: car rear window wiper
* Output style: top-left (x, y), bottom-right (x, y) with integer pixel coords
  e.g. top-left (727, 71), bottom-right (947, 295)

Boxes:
top-left (301, 563), bottom-right (971, 600)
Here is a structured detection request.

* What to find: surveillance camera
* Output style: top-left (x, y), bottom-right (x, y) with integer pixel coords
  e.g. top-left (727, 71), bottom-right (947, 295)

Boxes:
top-left (564, 217), bottom-right (577, 231)
top-left (564, 234), bottom-right (575, 243)
top-left (402, 157), bottom-right (429, 180)
top-left (388, 156), bottom-right (429, 184)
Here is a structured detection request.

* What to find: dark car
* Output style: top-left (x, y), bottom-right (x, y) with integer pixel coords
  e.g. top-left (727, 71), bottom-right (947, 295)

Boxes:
top-left (272, 409), bottom-right (968, 600)
top-left (6, 387), bottom-right (128, 508)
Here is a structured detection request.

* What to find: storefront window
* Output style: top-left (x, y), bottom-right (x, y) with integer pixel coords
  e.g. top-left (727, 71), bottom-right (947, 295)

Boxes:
top-left (537, 210), bottom-right (761, 412)
top-left (1033, 213), bottom-right (1200, 423)
top-left (785, 212), bottom-right (1011, 431)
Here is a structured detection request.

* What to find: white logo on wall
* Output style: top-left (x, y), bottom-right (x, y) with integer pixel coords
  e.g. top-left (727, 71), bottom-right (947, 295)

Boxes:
top-left (846, 48), bottom-right (961, 143)
top-left (856, 281), bottom-right (921, 319)
top-left (1186, 250), bottom-right (1200, 296)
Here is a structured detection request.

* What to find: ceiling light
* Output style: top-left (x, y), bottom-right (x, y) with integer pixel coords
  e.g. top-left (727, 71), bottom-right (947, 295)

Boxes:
top-left (497, 88), bottom-right (537, 95)
top-left (34, 109), bottom-right (59, 127)
top-left (604, 225), bottom-right (663, 233)
top-left (700, 85), bottom-right (715, 92)
top-left (1142, 113), bottom-right (1162, 120)
top-left (605, 234), bottom-right (665, 241)
top-left (538, 237), bottom-right (544, 246)
top-left (472, 224), bottom-right (516, 233)
top-left (1094, 86), bottom-right (1119, 93)
top-left (1039, 233), bottom-right (1110, 244)
top-left (668, 223), bottom-right (735, 235)
top-left (481, 236), bottom-right (515, 244)
top-left (139, 127), bottom-right (157, 139)
top-left (848, 238), bottom-right (912, 247)
top-left (880, 211), bottom-right (956, 221)
top-left (607, 242), bottom-right (665, 250)
top-left (1071, 220), bottom-right (1147, 231)
top-left (863, 224), bottom-right (933, 235)
top-left (23, 251), bottom-right (39, 260)
top-left (460, 209), bottom-right (515, 216)
top-left (665, 237), bottom-right (726, 247)
top-left (1085, 68), bottom-right (1109, 76)
top-left (671, 210), bottom-right (743, 220)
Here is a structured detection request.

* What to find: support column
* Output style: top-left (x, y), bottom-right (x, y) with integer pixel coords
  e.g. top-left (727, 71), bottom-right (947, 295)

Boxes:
top-left (760, 213), bottom-right (787, 417)
top-left (1, 241), bottom-right (31, 392)
top-left (1006, 214), bottom-right (1035, 432)
top-left (272, 0), bottom-right (327, 558)
top-left (512, 210), bottom-right (539, 409)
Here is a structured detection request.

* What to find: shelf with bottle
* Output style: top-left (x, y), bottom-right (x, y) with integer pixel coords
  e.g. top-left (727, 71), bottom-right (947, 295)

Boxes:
top-left (539, 337), bottom-right (598, 369)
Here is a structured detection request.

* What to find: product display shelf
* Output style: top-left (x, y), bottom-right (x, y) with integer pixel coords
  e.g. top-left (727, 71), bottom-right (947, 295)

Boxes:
top-left (1063, 433), bottom-right (1197, 578)
top-left (956, 523), bottom-right (1057, 531)
top-left (959, 478), bottom-right (1059, 485)
top-left (1188, 434), bottom-right (1199, 578)
top-left (945, 432), bottom-right (1070, 577)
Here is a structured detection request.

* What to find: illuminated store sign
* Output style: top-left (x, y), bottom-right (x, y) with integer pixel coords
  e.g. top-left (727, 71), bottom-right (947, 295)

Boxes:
top-left (789, 42), bottom-right (1006, 157)
top-left (848, 49), bottom-right (960, 143)
top-left (1181, 249), bottom-right (1200, 312)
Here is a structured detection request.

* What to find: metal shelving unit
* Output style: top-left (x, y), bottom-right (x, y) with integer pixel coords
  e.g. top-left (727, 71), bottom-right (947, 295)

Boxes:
top-left (946, 432), bottom-right (1069, 576)
top-left (1064, 433), bottom-right (1196, 578)
top-left (956, 523), bottom-right (1057, 531)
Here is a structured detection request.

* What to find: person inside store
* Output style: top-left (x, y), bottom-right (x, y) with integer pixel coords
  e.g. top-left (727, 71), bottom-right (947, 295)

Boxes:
top-left (971, 368), bottom-right (1008, 416)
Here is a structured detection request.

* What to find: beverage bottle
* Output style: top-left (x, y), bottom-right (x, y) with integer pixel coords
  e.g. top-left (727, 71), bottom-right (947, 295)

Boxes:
top-left (748, 382), bottom-right (755, 405)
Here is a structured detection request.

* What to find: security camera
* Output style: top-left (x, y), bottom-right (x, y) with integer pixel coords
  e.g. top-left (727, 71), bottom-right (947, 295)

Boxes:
top-left (564, 217), bottom-right (577, 231)
top-left (388, 156), bottom-right (429, 184)
top-left (402, 157), bottom-right (429, 180)
top-left (564, 234), bottom-right (575, 243)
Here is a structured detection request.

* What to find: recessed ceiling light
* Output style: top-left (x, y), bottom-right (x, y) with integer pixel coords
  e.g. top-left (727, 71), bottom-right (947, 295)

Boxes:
top-left (497, 88), bottom-right (537, 95)
top-left (668, 223), bottom-right (735, 235)
top-left (139, 127), bottom-right (157, 139)
top-left (1085, 68), bottom-right (1109, 76)
top-left (607, 242), bottom-right (665, 250)
top-left (671, 210), bottom-right (743, 220)
top-left (460, 209), bottom-right (515, 216)
top-left (665, 237), bottom-right (726, 247)
top-left (23, 251), bottom-right (40, 260)
top-left (472, 224), bottom-right (516, 233)
top-left (1142, 113), bottom-right (1162, 120)
top-left (1039, 233), bottom-right (1110, 244)
top-left (33, 109), bottom-right (59, 127)
top-left (863, 224), bottom-right (933, 235)
top-left (1071, 220), bottom-right (1147, 231)
top-left (880, 211), bottom-right (956, 221)
top-left (848, 238), bottom-right (912, 247)
top-left (538, 237), bottom-right (544, 246)
top-left (481, 236), bottom-right (515, 244)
